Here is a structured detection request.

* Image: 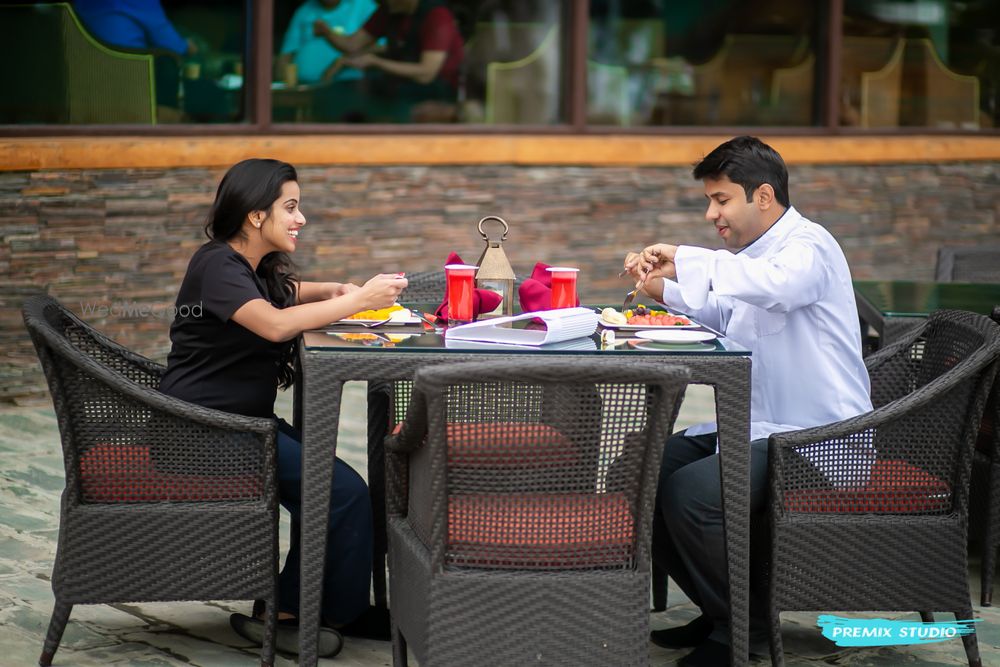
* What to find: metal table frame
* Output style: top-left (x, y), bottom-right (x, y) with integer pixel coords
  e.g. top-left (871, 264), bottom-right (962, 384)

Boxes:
top-left (294, 342), bottom-right (752, 666)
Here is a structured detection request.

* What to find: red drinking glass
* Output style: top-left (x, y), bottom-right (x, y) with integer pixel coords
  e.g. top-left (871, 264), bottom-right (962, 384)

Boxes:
top-left (445, 264), bottom-right (477, 324)
top-left (547, 267), bottom-right (579, 309)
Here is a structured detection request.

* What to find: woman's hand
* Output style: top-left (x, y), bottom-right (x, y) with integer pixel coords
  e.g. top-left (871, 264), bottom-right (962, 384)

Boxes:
top-left (335, 282), bottom-right (360, 297)
top-left (356, 273), bottom-right (407, 310)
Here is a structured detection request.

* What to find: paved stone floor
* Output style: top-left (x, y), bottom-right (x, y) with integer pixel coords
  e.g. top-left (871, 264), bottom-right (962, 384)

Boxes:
top-left (1, 383), bottom-right (997, 666)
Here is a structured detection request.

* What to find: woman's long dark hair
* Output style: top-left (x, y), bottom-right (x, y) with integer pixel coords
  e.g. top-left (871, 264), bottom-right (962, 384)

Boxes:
top-left (205, 158), bottom-right (299, 389)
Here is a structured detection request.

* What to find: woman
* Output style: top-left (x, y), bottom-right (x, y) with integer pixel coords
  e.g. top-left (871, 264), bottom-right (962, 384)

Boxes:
top-left (159, 158), bottom-right (405, 656)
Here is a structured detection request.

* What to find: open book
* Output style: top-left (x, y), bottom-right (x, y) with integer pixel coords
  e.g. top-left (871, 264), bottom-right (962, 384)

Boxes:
top-left (445, 307), bottom-right (599, 346)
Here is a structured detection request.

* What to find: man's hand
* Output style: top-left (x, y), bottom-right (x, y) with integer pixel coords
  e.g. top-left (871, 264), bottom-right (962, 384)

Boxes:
top-left (623, 243), bottom-right (679, 282)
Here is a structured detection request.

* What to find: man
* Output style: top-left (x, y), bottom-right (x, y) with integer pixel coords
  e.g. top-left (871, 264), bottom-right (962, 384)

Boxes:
top-left (277, 0), bottom-right (377, 84)
top-left (623, 136), bottom-right (872, 666)
top-left (74, 0), bottom-right (195, 56)
top-left (310, 0), bottom-right (464, 122)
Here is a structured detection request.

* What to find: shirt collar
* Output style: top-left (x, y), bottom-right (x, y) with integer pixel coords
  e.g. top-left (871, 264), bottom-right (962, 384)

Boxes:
top-left (738, 206), bottom-right (800, 259)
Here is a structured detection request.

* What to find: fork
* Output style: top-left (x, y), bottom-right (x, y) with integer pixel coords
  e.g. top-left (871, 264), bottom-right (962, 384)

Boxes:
top-left (362, 316), bottom-right (393, 328)
top-left (622, 284), bottom-right (640, 312)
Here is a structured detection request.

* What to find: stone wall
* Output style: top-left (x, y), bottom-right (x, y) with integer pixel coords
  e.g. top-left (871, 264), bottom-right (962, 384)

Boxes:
top-left (3, 161), bottom-right (998, 403)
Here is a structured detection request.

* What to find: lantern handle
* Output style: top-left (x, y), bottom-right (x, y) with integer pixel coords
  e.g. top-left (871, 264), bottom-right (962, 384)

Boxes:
top-left (477, 216), bottom-right (509, 242)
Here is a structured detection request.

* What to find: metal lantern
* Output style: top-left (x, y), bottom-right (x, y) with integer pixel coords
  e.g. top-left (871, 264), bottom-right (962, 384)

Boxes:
top-left (474, 215), bottom-right (515, 318)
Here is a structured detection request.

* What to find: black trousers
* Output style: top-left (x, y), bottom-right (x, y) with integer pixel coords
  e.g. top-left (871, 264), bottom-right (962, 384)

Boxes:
top-left (651, 430), bottom-right (771, 651)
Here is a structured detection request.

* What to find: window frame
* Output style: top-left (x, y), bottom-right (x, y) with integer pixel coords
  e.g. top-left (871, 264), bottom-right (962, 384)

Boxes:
top-left (0, 0), bottom-right (995, 137)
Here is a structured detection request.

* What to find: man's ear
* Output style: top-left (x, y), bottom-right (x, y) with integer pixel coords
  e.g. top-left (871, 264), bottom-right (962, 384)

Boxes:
top-left (755, 183), bottom-right (775, 210)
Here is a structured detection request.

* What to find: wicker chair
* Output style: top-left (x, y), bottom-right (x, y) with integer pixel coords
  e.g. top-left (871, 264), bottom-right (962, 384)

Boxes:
top-left (971, 305), bottom-right (1000, 606)
top-left (23, 295), bottom-right (279, 667)
top-left (384, 359), bottom-right (689, 666)
top-left (935, 245), bottom-right (1000, 283)
top-left (766, 309), bottom-right (1000, 667)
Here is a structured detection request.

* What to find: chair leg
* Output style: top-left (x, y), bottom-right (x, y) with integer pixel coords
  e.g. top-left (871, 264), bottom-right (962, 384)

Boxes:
top-left (919, 611), bottom-right (934, 623)
top-left (769, 606), bottom-right (784, 667)
top-left (651, 563), bottom-right (668, 612)
top-left (391, 617), bottom-right (408, 667)
top-left (955, 609), bottom-right (981, 667)
top-left (260, 595), bottom-right (278, 667)
top-left (368, 381), bottom-right (392, 609)
top-left (38, 600), bottom-right (72, 667)
top-left (981, 461), bottom-right (999, 607)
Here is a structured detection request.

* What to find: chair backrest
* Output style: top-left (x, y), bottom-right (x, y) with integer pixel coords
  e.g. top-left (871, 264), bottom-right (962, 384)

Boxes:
top-left (22, 295), bottom-right (269, 504)
top-left (935, 245), bottom-right (1000, 283)
top-left (0, 3), bottom-right (156, 124)
top-left (865, 309), bottom-right (1000, 512)
top-left (399, 270), bottom-right (448, 304)
top-left (398, 359), bottom-right (688, 571)
top-left (901, 38), bottom-right (979, 129)
top-left (485, 26), bottom-right (560, 124)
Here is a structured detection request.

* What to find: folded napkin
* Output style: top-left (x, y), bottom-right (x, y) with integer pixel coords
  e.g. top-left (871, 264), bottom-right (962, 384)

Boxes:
top-left (518, 262), bottom-right (581, 312)
top-left (434, 252), bottom-right (503, 321)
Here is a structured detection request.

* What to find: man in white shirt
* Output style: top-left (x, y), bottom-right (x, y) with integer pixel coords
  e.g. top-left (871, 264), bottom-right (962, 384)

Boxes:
top-left (623, 136), bottom-right (872, 667)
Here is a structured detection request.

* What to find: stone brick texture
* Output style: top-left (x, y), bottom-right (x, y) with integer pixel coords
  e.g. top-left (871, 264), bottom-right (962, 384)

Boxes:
top-left (3, 162), bottom-right (998, 404)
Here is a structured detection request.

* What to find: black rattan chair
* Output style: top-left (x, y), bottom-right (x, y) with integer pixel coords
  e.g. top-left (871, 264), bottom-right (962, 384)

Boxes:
top-left (971, 305), bottom-right (1000, 606)
top-left (935, 245), bottom-right (1000, 283)
top-left (23, 295), bottom-right (279, 667)
top-left (384, 359), bottom-right (689, 666)
top-left (766, 309), bottom-right (1000, 667)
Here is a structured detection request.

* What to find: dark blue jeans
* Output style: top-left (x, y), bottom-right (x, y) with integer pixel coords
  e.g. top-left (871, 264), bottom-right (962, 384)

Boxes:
top-left (275, 419), bottom-right (373, 625)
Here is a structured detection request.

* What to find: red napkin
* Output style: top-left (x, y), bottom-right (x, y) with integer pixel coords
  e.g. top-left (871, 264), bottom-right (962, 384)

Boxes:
top-left (517, 262), bottom-right (581, 312)
top-left (433, 252), bottom-right (503, 321)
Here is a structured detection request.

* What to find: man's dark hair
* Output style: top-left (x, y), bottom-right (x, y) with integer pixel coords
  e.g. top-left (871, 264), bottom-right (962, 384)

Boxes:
top-left (692, 136), bottom-right (790, 207)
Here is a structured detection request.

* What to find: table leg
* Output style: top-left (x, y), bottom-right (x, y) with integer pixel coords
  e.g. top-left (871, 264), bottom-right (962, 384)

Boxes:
top-left (298, 375), bottom-right (344, 666)
top-left (711, 363), bottom-right (752, 667)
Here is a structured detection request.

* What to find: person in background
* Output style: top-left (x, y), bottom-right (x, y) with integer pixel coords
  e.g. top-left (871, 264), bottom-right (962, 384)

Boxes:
top-left (160, 159), bottom-right (406, 656)
top-left (73, 0), bottom-right (196, 56)
top-left (311, 0), bottom-right (464, 122)
top-left (622, 136), bottom-right (872, 667)
top-left (276, 0), bottom-right (378, 85)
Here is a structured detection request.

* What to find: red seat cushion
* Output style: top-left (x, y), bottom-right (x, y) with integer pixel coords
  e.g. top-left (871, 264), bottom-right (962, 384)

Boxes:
top-left (447, 492), bottom-right (634, 569)
top-left (783, 459), bottom-right (951, 513)
top-left (79, 444), bottom-right (262, 502)
top-left (391, 421), bottom-right (579, 467)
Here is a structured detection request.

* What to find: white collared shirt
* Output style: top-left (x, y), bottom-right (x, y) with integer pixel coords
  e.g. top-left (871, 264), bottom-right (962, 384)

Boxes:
top-left (660, 206), bottom-right (873, 448)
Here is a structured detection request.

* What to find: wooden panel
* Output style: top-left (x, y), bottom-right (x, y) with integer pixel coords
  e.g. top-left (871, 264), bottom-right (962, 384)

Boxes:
top-left (1, 135), bottom-right (999, 171)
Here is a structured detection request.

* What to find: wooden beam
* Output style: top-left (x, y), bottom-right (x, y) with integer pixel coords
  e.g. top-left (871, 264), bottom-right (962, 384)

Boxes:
top-left (2, 135), bottom-right (999, 171)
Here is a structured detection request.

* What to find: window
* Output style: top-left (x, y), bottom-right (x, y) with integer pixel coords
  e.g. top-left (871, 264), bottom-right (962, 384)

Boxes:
top-left (0, 0), bottom-right (995, 132)
top-left (841, 0), bottom-right (998, 129)
top-left (269, 0), bottom-right (565, 125)
top-left (587, 1), bottom-right (820, 126)
top-left (0, 0), bottom-right (246, 125)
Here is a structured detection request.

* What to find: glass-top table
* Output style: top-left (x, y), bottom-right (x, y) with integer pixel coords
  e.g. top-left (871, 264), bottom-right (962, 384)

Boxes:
top-left (854, 280), bottom-right (1000, 346)
top-left (293, 306), bottom-right (754, 666)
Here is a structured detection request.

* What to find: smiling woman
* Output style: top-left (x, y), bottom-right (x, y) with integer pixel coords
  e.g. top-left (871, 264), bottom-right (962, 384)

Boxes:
top-left (155, 157), bottom-right (406, 655)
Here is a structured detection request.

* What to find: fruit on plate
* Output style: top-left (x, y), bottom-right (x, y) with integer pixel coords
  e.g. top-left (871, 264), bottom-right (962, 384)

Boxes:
top-left (346, 304), bottom-right (407, 320)
top-left (600, 307), bottom-right (628, 325)
top-left (624, 304), bottom-right (692, 326)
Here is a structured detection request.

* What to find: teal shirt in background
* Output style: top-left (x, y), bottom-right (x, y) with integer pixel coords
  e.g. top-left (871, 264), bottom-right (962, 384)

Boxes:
top-left (280, 0), bottom-right (377, 83)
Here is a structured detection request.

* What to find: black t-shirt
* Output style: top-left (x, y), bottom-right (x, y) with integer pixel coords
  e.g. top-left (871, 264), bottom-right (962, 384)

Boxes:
top-left (159, 241), bottom-right (287, 418)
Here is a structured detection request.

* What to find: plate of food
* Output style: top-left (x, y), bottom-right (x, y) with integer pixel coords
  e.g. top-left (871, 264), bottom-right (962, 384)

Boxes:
top-left (634, 329), bottom-right (717, 343)
top-left (598, 306), bottom-right (698, 330)
top-left (333, 305), bottom-right (421, 326)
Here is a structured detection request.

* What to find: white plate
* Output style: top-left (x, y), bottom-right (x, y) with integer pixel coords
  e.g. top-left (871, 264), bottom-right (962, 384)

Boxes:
top-left (333, 309), bottom-right (421, 326)
top-left (600, 320), bottom-right (699, 330)
top-left (634, 329), bottom-right (717, 343)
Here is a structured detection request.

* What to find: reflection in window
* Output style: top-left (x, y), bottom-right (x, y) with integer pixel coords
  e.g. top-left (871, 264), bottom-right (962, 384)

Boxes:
top-left (842, 0), bottom-right (998, 129)
top-left (0, 0), bottom-right (245, 125)
top-left (587, 1), bottom-right (819, 127)
top-left (270, 0), bottom-right (565, 125)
